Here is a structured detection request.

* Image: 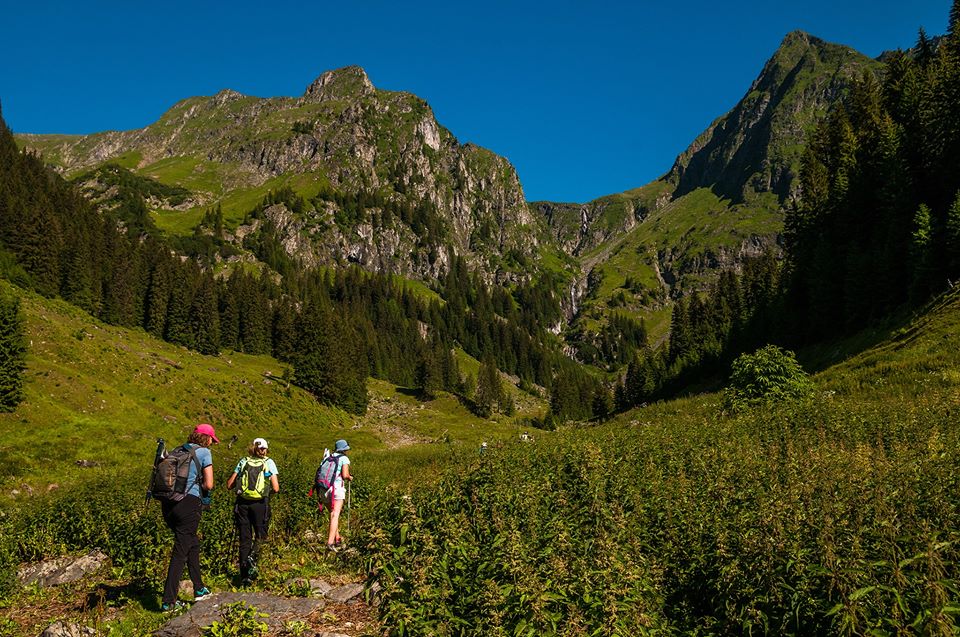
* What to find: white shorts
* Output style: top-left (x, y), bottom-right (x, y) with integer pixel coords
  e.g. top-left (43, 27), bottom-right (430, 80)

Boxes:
top-left (324, 485), bottom-right (347, 504)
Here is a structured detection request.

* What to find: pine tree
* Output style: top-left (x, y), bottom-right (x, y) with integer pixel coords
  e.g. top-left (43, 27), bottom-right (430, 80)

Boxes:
top-left (190, 273), bottom-right (220, 356)
top-left (0, 284), bottom-right (26, 411)
top-left (415, 345), bottom-right (442, 400)
top-left (293, 303), bottom-right (368, 415)
top-left (591, 385), bottom-right (613, 422)
top-left (164, 266), bottom-right (193, 348)
top-left (946, 191), bottom-right (960, 278)
top-left (917, 27), bottom-right (933, 68)
top-left (473, 352), bottom-right (502, 418)
top-left (910, 203), bottom-right (935, 301)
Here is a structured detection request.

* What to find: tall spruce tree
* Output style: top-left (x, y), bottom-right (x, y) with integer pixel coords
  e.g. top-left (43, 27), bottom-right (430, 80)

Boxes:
top-left (473, 352), bottom-right (502, 418)
top-left (0, 284), bottom-right (26, 411)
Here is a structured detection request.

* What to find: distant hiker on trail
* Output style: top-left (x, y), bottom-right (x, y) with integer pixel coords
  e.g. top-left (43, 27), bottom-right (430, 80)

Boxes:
top-left (157, 423), bottom-right (217, 612)
top-left (225, 437), bottom-right (280, 586)
top-left (311, 439), bottom-right (353, 552)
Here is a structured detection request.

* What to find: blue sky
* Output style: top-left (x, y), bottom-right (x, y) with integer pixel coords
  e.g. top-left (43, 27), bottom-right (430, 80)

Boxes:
top-left (0, 0), bottom-right (951, 202)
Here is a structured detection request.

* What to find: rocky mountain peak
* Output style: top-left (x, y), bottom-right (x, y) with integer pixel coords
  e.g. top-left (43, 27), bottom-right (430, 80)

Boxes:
top-left (212, 88), bottom-right (245, 107)
top-left (302, 65), bottom-right (375, 102)
top-left (665, 30), bottom-right (878, 203)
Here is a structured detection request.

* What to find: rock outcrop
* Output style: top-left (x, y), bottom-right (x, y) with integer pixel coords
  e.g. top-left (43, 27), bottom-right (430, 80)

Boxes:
top-left (19, 66), bottom-right (541, 284)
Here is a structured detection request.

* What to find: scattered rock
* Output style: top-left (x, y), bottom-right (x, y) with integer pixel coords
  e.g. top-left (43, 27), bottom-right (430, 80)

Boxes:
top-left (75, 460), bottom-right (99, 468)
top-left (310, 578), bottom-right (333, 596)
top-left (325, 582), bottom-right (364, 604)
top-left (47, 484), bottom-right (59, 492)
top-left (18, 549), bottom-right (110, 588)
top-left (153, 592), bottom-right (325, 637)
top-left (178, 580), bottom-right (194, 597)
top-left (39, 620), bottom-right (96, 636)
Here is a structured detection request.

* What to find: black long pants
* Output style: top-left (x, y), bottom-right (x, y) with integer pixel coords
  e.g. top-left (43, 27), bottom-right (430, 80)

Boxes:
top-left (235, 499), bottom-right (270, 579)
top-left (160, 494), bottom-right (204, 604)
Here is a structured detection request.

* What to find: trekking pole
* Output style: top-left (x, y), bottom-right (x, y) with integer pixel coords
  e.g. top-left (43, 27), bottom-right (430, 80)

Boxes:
top-left (346, 480), bottom-right (352, 538)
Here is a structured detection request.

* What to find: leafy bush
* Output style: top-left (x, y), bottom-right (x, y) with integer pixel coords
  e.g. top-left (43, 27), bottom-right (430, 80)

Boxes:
top-left (723, 344), bottom-right (813, 411)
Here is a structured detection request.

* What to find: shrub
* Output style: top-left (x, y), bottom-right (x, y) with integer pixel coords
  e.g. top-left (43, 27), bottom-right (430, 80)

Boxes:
top-left (723, 344), bottom-right (812, 411)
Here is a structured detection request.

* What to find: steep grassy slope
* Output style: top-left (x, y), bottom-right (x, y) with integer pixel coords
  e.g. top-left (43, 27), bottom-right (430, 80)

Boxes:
top-left (667, 30), bottom-right (881, 202)
top-left (0, 283), bottom-right (533, 494)
top-left (572, 184), bottom-right (782, 345)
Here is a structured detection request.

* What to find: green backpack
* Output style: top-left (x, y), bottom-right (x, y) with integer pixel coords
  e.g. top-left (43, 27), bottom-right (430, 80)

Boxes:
top-left (237, 457), bottom-right (269, 501)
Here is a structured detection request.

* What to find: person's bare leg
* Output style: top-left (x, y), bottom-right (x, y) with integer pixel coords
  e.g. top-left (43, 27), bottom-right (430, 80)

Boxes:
top-left (327, 498), bottom-right (343, 545)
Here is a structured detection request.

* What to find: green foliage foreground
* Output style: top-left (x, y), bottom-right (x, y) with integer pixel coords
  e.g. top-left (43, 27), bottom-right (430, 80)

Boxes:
top-left (353, 293), bottom-right (960, 635)
top-left (360, 395), bottom-right (960, 635)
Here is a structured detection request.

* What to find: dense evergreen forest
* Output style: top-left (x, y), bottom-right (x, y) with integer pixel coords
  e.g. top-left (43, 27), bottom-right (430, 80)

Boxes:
top-left (0, 109), bottom-right (602, 418)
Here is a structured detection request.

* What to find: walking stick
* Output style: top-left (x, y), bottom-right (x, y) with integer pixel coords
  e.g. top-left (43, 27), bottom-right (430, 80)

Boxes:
top-left (346, 480), bottom-right (352, 538)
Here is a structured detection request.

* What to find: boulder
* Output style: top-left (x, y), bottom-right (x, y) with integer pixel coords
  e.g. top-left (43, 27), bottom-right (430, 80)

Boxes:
top-left (153, 592), bottom-right (325, 637)
top-left (325, 582), bottom-right (364, 604)
top-left (18, 550), bottom-right (110, 587)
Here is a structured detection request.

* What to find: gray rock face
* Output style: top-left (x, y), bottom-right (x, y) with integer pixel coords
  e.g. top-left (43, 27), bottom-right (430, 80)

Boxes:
top-left (39, 621), bottom-right (96, 637)
top-left (153, 592), bottom-right (325, 637)
top-left (18, 549), bottom-right (109, 588)
top-left (18, 66), bottom-right (540, 285)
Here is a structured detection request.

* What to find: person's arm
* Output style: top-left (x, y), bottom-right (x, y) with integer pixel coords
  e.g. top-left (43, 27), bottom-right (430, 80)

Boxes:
top-left (341, 463), bottom-right (352, 481)
top-left (202, 465), bottom-right (214, 491)
top-left (226, 472), bottom-right (237, 490)
top-left (270, 474), bottom-right (280, 493)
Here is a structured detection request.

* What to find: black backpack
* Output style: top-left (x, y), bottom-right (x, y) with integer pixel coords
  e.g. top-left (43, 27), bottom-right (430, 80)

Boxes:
top-left (151, 445), bottom-right (202, 502)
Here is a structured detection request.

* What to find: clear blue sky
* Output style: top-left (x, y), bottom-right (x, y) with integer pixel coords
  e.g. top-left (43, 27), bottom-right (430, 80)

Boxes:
top-left (0, 0), bottom-right (951, 202)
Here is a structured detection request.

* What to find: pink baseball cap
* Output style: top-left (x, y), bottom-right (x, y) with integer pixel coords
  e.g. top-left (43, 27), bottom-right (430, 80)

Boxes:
top-left (193, 423), bottom-right (220, 444)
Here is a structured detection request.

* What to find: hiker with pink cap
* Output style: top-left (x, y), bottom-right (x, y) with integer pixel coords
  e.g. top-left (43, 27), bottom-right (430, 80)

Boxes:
top-left (159, 423), bottom-right (218, 612)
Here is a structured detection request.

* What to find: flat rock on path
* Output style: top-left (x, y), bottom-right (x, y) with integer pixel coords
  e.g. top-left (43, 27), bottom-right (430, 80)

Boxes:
top-left (153, 592), bottom-right (325, 637)
top-left (18, 550), bottom-right (109, 588)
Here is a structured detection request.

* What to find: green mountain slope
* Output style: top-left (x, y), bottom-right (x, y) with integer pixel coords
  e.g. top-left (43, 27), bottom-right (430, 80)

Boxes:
top-left (541, 31), bottom-right (879, 350)
top-left (0, 282), bottom-right (538, 493)
top-left (667, 30), bottom-right (881, 202)
top-left (17, 67), bottom-right (547, 284)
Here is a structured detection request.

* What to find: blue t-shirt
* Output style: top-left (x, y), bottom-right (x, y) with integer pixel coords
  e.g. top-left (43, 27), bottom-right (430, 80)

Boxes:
top-left (183, 444), bottom-right (213, 498)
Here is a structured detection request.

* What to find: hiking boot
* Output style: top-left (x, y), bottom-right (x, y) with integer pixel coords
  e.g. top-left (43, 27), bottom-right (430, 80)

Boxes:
top-left (193, 587), bottom-right (212, 601)
top-left (326, 543), bottom-right (340, 553)
top-left (161, 600), bottom-right (186, 613)
top-left (241, 577), bottom-right (253, 588)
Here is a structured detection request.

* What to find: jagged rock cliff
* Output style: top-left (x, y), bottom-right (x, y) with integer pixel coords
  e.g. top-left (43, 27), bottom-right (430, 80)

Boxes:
top-left (19, 66), bottom-right (540, 283)
top-left (665, 31), bottom-right (880, 203)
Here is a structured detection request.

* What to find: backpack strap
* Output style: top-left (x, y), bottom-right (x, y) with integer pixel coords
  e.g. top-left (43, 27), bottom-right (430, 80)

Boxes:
top-left (181, 444), bottom-right (204, 488)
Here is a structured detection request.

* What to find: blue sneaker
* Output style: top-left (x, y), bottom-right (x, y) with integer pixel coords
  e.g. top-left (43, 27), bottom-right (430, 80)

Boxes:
top-left (194, 587), bottom-right (212, 601)
top-left (161, 600), bottom-right (186, 613)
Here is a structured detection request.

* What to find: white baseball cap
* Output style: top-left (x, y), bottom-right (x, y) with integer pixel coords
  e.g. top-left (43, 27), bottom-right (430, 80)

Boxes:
top-left (253, 437), bottom-right (268, 449)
